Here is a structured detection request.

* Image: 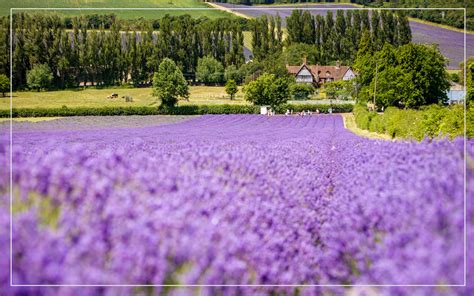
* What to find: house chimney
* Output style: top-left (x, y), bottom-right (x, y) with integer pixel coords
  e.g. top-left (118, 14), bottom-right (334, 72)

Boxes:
top-left (336, 60), bottom-right (340, 69)
top-left (302, 56), bottom-right (307, 65)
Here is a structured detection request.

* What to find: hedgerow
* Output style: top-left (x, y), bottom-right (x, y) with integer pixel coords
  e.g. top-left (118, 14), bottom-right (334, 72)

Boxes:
top-left (0, 104), bottom-right (353, 118)
top-left (354, 104), bottom-right (472, 140)
top-left (0, 105), bottom-right (260, 118)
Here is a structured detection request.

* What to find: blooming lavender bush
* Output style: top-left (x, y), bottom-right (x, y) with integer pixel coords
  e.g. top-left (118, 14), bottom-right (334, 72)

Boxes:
top-left (0, 115), bottom-right (472, 295)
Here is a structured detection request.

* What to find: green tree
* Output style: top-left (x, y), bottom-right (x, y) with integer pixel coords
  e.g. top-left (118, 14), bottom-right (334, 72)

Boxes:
top-left (26, 64), bottom-right (53, 91)
top-left (289, 83), bottom-right (314, 100)
top-left (196, 56), bottom-right (224, 85)
top-left (467, 60), bottom-right (474, 102)
top-left (325, 80), bottom-right (355, 101)
top-left (353, 30), bottom-right (376, 87)
top-left (244, 73), bottom-right (290, 108)
top-left (360, 10), bottom-right (371, 33)
top-left (224, 65), bottom-right (242, 84)
top-left (369, 66), bottom-right (421, 108)
top-left (396, 13), bottom-right (412, 46)
top-left (152, 58), bottom-right (189, 109)
top-left (283, 43), bottom-right (320, 65)
top-left (239, 60), bottom-right (264, 84)
top-left (397, 43), bottom-right (450, 106)
top-left (355, 43), bottom-right (450, 108)
top-left (0, 74), bottom-right (9, 97)
top-left (0, 18), bottom-right (9, 77)
top-left (371, 10), bottom-right (382, 49)
top-left (287, 10), bottom-right (304, 44)
top-left (225, 79), bottom-right (238, 100)
top-left (301, 11), bottom-right (315, 44)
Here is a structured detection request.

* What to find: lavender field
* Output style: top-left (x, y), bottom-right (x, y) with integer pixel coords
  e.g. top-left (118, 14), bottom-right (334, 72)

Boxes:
top-left (0, 115), bottom-right (473, 294)
top-left (218, 3), bottom-right (474, 69)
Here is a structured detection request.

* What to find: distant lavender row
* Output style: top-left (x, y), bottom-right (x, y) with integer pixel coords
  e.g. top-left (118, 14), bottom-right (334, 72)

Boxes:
top-left (218, 3), bottom-right (473, 69)
top-left (0, 115), bottom-right (472, 295)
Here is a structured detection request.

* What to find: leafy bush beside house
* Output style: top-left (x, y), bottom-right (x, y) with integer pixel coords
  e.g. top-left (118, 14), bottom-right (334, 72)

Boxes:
top-left (324, 80), bottom-right (355, 101)
top-left (289, 83), bottom-right (314, 101)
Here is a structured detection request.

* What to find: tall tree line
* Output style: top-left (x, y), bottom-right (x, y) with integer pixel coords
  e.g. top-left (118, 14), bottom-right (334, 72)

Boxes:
top-left (251, 14), bottom-right (283, 60)
top-left (352, 0), bottom-right (473, 30)
top-left (4, 13), bottom-right (246, 90)
top-left (285, 9), bottom-right (411, 64)
top-left (210, 0), bottom-right (471, 30)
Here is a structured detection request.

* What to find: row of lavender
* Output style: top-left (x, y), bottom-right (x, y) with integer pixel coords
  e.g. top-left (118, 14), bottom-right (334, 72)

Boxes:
top-left (0, 115), bottom-right (472, 295)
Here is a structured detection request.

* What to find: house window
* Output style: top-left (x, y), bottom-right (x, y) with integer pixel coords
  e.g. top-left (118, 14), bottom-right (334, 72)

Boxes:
top-left (296, 75), bottom-right (313, 83)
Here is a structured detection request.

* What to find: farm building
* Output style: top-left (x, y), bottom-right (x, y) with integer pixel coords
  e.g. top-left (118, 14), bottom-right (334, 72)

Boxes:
top-left (286, 58), bottom-right (356, 86)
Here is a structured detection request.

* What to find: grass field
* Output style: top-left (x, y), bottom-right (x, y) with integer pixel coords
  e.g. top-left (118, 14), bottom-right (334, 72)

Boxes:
top-left (2, 0), bottom-right (231, 19)
top-left (0, 86), bottom-right (343, 110)
top-left (242, 31), bottom-right (253, 51)
top-left (0, 86), bottom-right (249, 109)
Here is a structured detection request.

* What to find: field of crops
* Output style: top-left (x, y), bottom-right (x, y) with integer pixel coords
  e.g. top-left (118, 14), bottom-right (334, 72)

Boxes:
top-left (1, 115), bottom-right (472, 294)
top-left (216, 3), bottom-right (474, 69)
top-left (1, 0), bottom-right (231, 19)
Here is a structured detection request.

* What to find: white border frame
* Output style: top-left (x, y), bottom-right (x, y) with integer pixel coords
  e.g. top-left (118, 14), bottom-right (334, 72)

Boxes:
top-left (8, 6), bottom-right (468, 288)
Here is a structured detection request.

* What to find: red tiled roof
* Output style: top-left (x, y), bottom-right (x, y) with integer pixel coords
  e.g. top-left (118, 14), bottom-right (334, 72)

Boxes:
top-left (287, 65), bottom-right (303, 74)
top-left (286, 64), bottom-right (352, 81)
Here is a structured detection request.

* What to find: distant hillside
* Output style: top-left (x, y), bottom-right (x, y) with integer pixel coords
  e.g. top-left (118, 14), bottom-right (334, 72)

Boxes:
top-left (211, 0), bottom-right (473, 30)
top-left (1, 0), bottom-right (232, 19)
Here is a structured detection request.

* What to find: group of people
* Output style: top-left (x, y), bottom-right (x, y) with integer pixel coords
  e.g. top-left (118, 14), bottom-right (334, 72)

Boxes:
top-left (265, 108), bottom-right (331, 116)
top-left (285, 109), bottom-right (320, 116)
top-left (266, 108), bottom-right (276, 116)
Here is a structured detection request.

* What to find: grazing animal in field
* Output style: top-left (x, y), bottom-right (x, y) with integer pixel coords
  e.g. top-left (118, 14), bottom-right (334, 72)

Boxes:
top-left (107, 93), bottom-right (119, 99)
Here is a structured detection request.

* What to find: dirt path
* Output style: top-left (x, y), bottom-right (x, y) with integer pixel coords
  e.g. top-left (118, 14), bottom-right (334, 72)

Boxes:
top-left (206, 2), bottom-right (252, 19)
top-left (340, 113), bottom-right (393, 141)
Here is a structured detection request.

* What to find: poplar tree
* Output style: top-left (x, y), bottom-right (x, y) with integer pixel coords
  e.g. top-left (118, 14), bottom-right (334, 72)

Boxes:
top-left (276, 14), bottom-right (283, 49)
top-left (397, 13), bottom-right (412, 46)
top-left (335, 10), bottom-right (346, 59)
top-left (352, 10), bottom-right (362, 43)
top-left (0, 17), bottom-right (9, 76)
top-left (287, 10), bottom-right (303, 44)
top-left (360, 10), bottom-right (371, 33)
top-left (301, 11), bottom-right (315, 44)
top-left (371, 10), bottom-right (382, 50)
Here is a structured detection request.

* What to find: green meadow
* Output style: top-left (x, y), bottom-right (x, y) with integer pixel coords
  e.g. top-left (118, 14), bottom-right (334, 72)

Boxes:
top-left (2, 0), bottom-right (232, 19)
top-left (0, 86), bottom-right (249, 110)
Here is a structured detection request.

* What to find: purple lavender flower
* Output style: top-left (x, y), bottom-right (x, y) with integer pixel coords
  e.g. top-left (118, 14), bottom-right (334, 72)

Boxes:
top-left (0, 115), bottom-right (471, 295)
